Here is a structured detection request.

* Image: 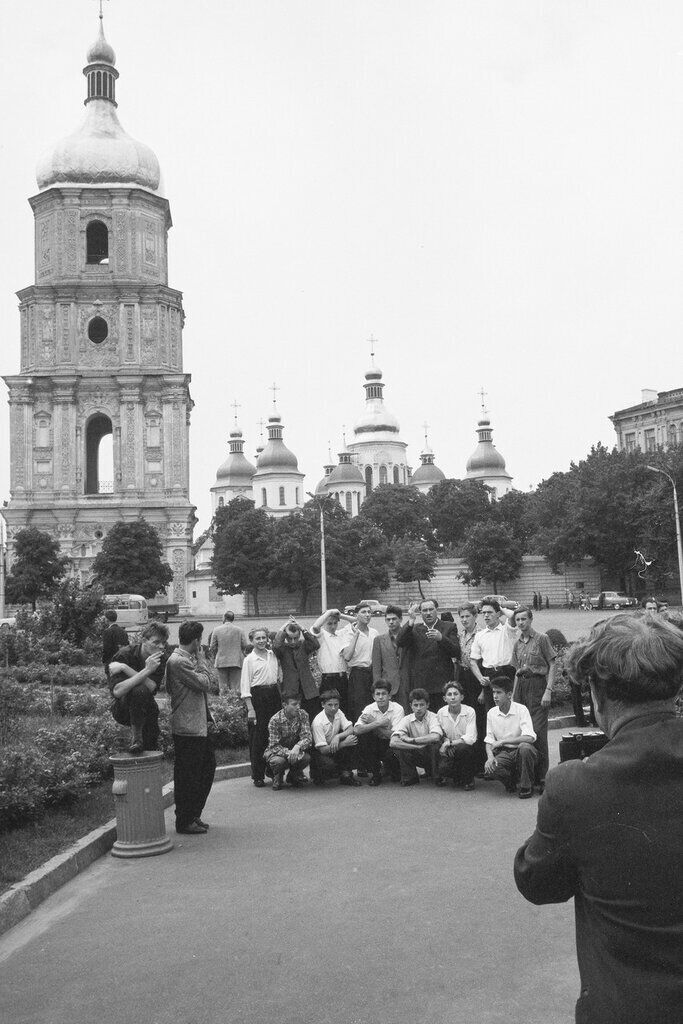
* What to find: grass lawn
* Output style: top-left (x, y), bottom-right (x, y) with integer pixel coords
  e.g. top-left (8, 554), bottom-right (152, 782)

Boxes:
top-left (0, 745), bottom-right (249, 896)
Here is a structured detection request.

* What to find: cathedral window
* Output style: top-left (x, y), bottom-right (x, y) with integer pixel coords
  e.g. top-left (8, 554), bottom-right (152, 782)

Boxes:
top-left (379, 466), bottom-right (388, 486)
top-left (393, 466), bottom-right (399, 484)
top-left (35, 415), bottom-right (51, 448)
top-left (345, 492), bottom-right (352, 514)
top-left (86, 221), bottom-right (109, 264)
top-left (261, 488), bottom-right (267, 507)
top-left (279, 486), bottom-right (286, 506)
top-left (218, 497), bottom-right (224, 508)
top-left (85, 414), bottom-right (113, 495)
top-left (295, 487), bottom-right (300, 505)
top-left (365, 466), bottom-right (373, 492)
top-left (88, 317), bottom-right (108, 344)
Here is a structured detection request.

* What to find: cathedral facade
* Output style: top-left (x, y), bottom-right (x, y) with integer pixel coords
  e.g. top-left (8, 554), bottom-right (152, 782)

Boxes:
top-left (2, 18), bottom-right (196, 605)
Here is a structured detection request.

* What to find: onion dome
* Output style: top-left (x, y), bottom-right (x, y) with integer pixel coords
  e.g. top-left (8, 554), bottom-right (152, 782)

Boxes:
top-left (327, 450), bottom-right (365, 487)
top-left (316, 451), bottom-right (335, 495)
top-left (412, 445), bottom-right (446, 488)
top-left (465, 413), bottom-right (512, 483)
top-left (253, 410), bottom-right (300, 473)
top-left (353, 361), bottom-right (401, 437)
top-left (215, 425), bottom-right (256, 486)
top-left (36, 17), bottom-right (161, 193)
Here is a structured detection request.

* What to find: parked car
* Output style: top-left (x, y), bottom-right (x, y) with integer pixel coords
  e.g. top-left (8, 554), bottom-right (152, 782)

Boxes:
top-left (595, 591), bottom-right (637, 610)
top-left (343, 599), bottom-right (387, 616)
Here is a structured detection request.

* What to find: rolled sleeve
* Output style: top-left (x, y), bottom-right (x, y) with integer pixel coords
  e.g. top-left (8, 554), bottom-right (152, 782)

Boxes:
top-left (462, 708), bottom-right (477, 745)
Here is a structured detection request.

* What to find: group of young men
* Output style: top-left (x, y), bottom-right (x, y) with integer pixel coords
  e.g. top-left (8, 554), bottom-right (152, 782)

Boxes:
top-left (239, 597), bottom-right (558, 796)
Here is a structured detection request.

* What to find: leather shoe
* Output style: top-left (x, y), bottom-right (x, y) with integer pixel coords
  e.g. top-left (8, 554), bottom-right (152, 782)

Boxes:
top-left (463, 781), bottom-right (475, 791)
top-left (252, 779), bottom-right (265, 788)
top-left (128, 741), bottom-right (144, 755)
top-left (195, 819), bottom-right (209, 830)
top-left (272, 775), bottom-right (284, 791)
top-left (435, 777), bottom-right (446, 787)
top-left (519, 788), bottom-right (533, 799)
top-left (339, 773), bottom-right (361, 787)
top-left (176, 822), bottom-right (206, 835)
top-left (400, 778), bottom-right (419, 787)
top-left (368, 775), bottom-right (382, 787)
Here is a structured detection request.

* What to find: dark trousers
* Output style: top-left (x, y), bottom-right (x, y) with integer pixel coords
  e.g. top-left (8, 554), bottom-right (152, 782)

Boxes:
top-left (119, 685), bottom-right (160, 750)
top-left (570, 681), bottom-right (596, 727)
top-left (347, 667), bottom-right (373, 724)
top-left (321, 672), bottom-right (349, 716)
top-left (310, 744), bottom-right (357, 781)
top-left (515, 674), bottom-right (549, 783)
top-left (173, 734), bottom-right (216, 830)
top-left (357, 732), bottom-right (400, 780)
top-left (264, 751), bottom-right (311, 779)
top-left (490, 743), bottom-right (538, 791)
top-left (460, 668), bottom-right (487, 772)
top-left (250, 684), bottom-right (282, 782)
top-left (437, 744), bottom-right (477, 784)
top-left (396, 744), bottom-right (438, 783)
top-left (427, 692), bottom-right (443, 714)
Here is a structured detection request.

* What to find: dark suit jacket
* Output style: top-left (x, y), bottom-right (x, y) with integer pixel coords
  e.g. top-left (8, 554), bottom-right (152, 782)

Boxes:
top-left (371, 632), bottom-right (411, 704)
top-left (514, 708), bottom-right (683, 1024)
top-left (272, 629), bottom-right (320, 700)
top-left (396, 620), bottom-right (461, 694)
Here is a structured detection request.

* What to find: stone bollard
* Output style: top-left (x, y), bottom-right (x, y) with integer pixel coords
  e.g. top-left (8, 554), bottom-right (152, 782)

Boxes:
top-left (109, 750), bottom-right (173, 858)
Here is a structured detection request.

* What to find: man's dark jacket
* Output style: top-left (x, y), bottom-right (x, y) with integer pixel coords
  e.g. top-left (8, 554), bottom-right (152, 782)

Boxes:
top-left (514, 708), bottom-right (682, 1024)
top-left (272, 630), bottom-right (320, 700)
top-left (396, 620), bottom-right (461, 694)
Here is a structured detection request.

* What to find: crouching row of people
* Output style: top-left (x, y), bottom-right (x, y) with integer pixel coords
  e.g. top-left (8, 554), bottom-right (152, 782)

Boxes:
top-left (255, 675), bottom-right (539, 796)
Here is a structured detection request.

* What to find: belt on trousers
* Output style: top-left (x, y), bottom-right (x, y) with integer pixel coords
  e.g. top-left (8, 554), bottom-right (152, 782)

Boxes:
top-left (516, 671), bottom-right (547, 679)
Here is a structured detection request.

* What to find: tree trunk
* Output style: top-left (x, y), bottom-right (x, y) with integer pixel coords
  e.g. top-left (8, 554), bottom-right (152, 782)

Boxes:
top-left (417, 578), bottom-right (425, 599)
top-left (299, 589), bottom-right (308, 615)
top-left (491, 576), bottom-right (498, 593)
top-left (252, 588), bottom-right (260, 616)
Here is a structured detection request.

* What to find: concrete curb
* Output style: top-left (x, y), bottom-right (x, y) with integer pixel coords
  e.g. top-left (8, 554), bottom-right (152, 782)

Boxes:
top-left (0, 761), bottom-right (252, 939)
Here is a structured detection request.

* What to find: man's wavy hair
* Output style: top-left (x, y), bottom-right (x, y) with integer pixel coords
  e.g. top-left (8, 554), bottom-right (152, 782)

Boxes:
top-left (566, 612), bottom-right (683, 704)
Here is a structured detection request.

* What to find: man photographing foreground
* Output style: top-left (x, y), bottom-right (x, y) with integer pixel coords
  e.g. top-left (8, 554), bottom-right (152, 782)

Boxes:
top-left (514, 613), bottom-right (683, 1024)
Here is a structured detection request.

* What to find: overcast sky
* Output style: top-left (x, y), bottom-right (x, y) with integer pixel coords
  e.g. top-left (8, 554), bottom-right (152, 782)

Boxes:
top-left (1, 0), bottom-right (682, 533)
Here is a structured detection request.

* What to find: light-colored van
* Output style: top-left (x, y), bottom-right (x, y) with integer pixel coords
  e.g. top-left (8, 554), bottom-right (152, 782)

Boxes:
top-left (103, 594), bottom-right (148, 632)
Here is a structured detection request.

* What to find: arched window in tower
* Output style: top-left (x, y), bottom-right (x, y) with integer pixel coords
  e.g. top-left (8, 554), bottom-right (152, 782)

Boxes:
top-left (86, 221), bottom-right (109, 265)
top-left (379, 466), bottom-right (388, 486)
top-left (261, 488), bottom-right (267, 507)
top-left (345, 492), bottom-right (352, 514)
top-left (85, 414), bottom-right (114, 495)
top-left (279, 486), bottom-right (286, 506)
top-left (35, 414), bottom-right (51, 448)
top-left (668, 424), bottom-right (678, 447)
top-left (393, 466), bottom-right (399, 484)
top-left (295, 487), bottom-right (300, 505)
top-left (218, 496), bottom-right (224, 508)
top-left (365, 466), bottom-right (373, 493)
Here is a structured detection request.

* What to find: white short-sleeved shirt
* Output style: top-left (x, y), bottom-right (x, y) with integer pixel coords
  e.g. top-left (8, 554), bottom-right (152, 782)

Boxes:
top-left (484, 700), bottom-right (536, 746)
top-left (340, 625), bottom-right (379, 669)
top-left (392, 711), bottom-right (442, 740)
top-left (436, 704), bottom-right (477, 746)
top-left (312, 627), bottom-right (348, 674)
top-left (356, 701), bottom-right (405, 738)
top-left (311, 708), bottom-right (353, 748)
top-left (240, 649), bottom-right (280, 698)
top-left (470, 621), bottom-right (517, 668)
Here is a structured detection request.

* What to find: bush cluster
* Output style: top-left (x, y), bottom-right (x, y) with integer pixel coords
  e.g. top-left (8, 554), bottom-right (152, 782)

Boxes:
top-left (0, 684), bottom-right (249, 832)
top-left (2, 664), bottom-right (104, 688)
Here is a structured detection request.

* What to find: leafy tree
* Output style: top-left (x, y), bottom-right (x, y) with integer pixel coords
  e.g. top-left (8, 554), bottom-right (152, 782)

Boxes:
top-left (211, 498), bottom-right (275, 615)
top-left (359, 484), bottom-right (434, 545)
top-left (90, 519), bottom-right (173, 598)
top-left (426, 478), bottom-right (492, 550)
top-left (493, 488), bottom-right (539, 551)
top-left (459, 522), bottom-right (523, 593)
top-left (269, 498), bottom-right (392, 612)
top-left (392, 537), bottom-right (437, 599)
top-left (5, 527), bottom-right (69, 609)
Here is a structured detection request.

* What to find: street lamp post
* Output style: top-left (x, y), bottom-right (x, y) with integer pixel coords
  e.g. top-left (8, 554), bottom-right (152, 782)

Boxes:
top-left (646, 465), bottom-right (683, 605)
top-left (306, 493), bottom-right (328, 612)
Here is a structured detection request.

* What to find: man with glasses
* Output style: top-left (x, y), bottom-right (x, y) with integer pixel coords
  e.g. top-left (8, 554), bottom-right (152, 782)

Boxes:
top-left (108, 621), bottom-right (169, 754)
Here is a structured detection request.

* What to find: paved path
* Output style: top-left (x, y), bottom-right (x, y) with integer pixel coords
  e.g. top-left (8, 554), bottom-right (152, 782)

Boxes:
top-left (0, 734), bottom-right (578, 1024)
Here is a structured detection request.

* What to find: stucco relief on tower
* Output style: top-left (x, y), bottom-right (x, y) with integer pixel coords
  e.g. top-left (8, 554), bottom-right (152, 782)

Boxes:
top-left (172, 547), bottom-right (186, 602)
top-left (59, 304), bottom-right (71, 361)
top-left (64, 209), bottom-right (79, 275)
top-left (114, 211), bottom-right (128, 273)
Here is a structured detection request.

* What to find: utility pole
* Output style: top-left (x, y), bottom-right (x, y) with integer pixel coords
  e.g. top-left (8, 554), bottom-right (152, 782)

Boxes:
top-left (646, 465), bottom-right (683, 605)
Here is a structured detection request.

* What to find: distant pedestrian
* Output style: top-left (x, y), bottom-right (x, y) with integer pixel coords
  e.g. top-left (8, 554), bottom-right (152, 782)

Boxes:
top-left (532, 592), bottom-right (538, 611)
top-left (101, 609), bottom-right (128, 680)
top-left (545, 595), bottom-right (550, 609)
top-left (209, 611), bottom-right (250, 695)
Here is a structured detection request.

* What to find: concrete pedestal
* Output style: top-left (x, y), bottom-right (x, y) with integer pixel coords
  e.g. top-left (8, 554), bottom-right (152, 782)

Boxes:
top-left (109, 751), bottom-right (173, 858)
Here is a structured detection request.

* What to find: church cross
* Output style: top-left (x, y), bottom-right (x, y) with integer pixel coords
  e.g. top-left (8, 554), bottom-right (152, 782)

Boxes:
top-left (93, 0), bottom-right (110, 20)
top-left (230, 400), bottom-right (240, 425)
top-left (478, 386), bottom-right (488, 412)
top-left (368, 336), bottom-right (378, 364)
top-left (422, 421), bottom-right (430, 445)
top-left (257, 418), bottom-right (266, 440)
top-left (269, 382), bottom-right (280, 408)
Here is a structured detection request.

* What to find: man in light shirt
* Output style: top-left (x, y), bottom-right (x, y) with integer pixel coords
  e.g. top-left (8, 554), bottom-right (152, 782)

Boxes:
top-left (310, 689), bottom-right (360, 786)
top-left (435, 680), bottom-right (477, 790)
top-left (390, 688), bottom-right (442, 786)
top-left (240, 626), bottom-right (281, 788)
top-left (353, 679), bottom-right (404, 785)
top-left (470, 598), bottom-right (518, 715)
top-left (341, 602), bottom-right (379, 725)
top-left (484, 675), bottom-right (537, 798)
top-left (311, 607), bottom-right (355, 715)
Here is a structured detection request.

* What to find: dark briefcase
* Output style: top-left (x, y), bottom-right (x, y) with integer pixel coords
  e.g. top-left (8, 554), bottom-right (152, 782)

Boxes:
top-left (559, 730), bottom-right (608, 762)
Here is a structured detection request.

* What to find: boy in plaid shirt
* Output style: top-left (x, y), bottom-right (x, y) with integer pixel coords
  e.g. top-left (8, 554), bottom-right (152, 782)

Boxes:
top-left (264, 695), bottom-right (312, 791)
